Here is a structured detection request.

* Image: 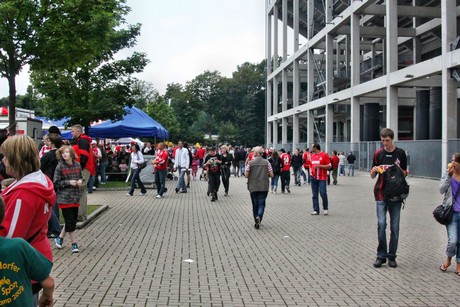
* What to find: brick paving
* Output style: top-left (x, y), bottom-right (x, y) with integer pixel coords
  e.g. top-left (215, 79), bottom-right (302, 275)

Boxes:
top-left (50, 172), bottom-right (460, 306)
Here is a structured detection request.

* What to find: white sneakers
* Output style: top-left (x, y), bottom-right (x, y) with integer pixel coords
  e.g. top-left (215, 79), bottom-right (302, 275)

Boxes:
top-left (311, 211), bottom-right (319, 215)
top-left (324, 210), bottom-right (329, 215)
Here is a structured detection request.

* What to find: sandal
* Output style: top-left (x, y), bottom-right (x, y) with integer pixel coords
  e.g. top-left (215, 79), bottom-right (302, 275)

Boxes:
top-left (440, 263), bottom-right (451, 272)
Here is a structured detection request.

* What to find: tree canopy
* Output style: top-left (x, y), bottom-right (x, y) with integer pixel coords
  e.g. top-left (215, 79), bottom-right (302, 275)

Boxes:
top-left (0, 0), bottom-right (135, 134)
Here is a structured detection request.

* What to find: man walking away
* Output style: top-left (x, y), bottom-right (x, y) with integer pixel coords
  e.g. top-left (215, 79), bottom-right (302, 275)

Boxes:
top-left (310, 144), bottom-right (331, 215)
top-left (291, 148), bottom-right (303, 186)
top-left (347, 151), bottom-right (356, 176)
top-left (370, 128), bottom-right (407, 269)
top-left (279, 148), bottom-right (291, 193)
top-left (330, 150), bottom-right (339, 185)
top-left (245, 146), bottom-right (274, 229)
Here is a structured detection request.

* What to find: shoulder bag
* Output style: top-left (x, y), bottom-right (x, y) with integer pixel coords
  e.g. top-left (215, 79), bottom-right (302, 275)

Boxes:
top-left (433, 184), bottom-right (460, 225)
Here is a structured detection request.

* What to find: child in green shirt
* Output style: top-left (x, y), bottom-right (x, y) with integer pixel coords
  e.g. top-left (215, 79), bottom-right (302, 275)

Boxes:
top-left (0, 197), bottom-right (54, 306)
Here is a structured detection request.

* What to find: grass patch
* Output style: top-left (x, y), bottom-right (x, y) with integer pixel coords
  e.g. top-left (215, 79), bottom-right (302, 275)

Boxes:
top-left (59, 205), bottom-right (101, 224)
top-left (99, 181), bottom-right (129, 189)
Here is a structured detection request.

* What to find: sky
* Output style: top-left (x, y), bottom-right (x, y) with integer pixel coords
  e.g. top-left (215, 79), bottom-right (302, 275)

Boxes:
top-left (0, 0), bottom-right (266, 98)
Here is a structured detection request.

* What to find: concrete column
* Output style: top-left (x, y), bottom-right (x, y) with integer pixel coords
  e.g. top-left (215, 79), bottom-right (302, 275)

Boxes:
top-left (386, 86), bottom-right (398, 136)
top-left (326, 33), bottom-right (334, 95)
top-left (293, 0), bottom-right (299, 53)
top-left (385, 0), bottom-right (398, 135)
top-left (293, 114), bottom-right (299, 150)
top-left (267, 121), bottom-right (273, 146)
top-left (350, 13), bottom-right (360, 143)
top-left (266, 81), bottom-right (273, 145)
top-left (282, 117), bottom-right (287, 146)
top-left (266, 2), bottom-right (272, 75)
top-left (307, 110), bottom-right (314, 145)
top-left (412, 0), bottom-right (422, 64)
top-left (282, 0), bottom-right (288, 60)
top-left (308, 49), bottom-right (315, 101)
top-left (282, 70), bottom-right (288, 112)
top-left (273, 120), bottom-right (278, 147)
top-left (350, 96), bottom-right (360, 143)
top-left (273, 76), bottom-right (278, 116)
top-left (326, 104), bottom-right (334, 154)
top-left (293, 60), bottom-right (299, 108)
top-left (307, 0), bottom-right (314, 39)
top-left (273, 4), bottom-right (279, 70)
top-left (430, 87), bottom-right (442, 140)
top-left (441, 0), bottom-right (458, 170)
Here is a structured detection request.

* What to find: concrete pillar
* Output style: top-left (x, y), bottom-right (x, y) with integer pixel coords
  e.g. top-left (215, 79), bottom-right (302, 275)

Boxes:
top-left (273, 76), bottom-right (278, 116)
top-left (308, 49), bottom-right (315, 101)
top-left (441, 0), bottom-right (458, 170)
top-left (282, 117), bottom-right (287, 146)
top-left (282, 0), bottom-right (288, 60)
top-left (307, 110), bottom-right (314, 145)
top-left (273, 120), bottom-right (278, 147)
top-left (273, 4), bottom-right (279, 70)
top-left (293, 0), bottom-right (299, 53)
top-left (350, 96), bottom-right (360, 143)
top-left (326, 104), bottom-right (334, 153)
top-left (293, 114), bottom-right (299, 150)
top-left (385, 0), bottom-right (398, 136)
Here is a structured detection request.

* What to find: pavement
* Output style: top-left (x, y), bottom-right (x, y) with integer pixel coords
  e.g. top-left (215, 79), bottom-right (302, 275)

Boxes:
top-left (50, 171), bottom-right (460, 306)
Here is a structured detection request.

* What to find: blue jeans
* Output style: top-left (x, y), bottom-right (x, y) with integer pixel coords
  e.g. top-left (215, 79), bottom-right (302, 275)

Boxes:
top-left (239, 161), bottom-right (245, 176)
top-left (100, 160), bottom-right (108, 183)
top-left (271, 174), bottom-right (280, 191)
top-left (47, 202), bottom-right (61, 236)
top-left (348, 163), bottom-right (355, 176)
top-left (338, 165), bottom-right (345, 176)
top-left (176, 168), bottom-right (186, 191)
top-left (129, 168), bottom-right (146, 194)
top-left (376, 200), bottom-right (402, 259)
top-left (155, 169), bottom-right (167, 196)
top-left (311, 177), bottom-right (328, 212)
top-left (446, 211), bottom-right (460, 262)
top-left (293, 166), bottom-right (301, 185)
top-left (250, 191), bottom-right (268, 221)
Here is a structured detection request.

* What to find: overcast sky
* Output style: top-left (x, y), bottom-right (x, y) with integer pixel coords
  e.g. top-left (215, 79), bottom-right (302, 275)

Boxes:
top-left (0, 0), bottom-right (265, 98)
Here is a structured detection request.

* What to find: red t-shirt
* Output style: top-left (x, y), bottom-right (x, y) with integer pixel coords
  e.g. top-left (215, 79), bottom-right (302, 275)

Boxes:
top-left (154, 149), bottom-right (169, 171)
top-left (331, 155), bottom-right (339, 169)
top-left (302, 152), bottom-right (311, 169)
top-left (310, 151), bottom-right (331, 181)
top-left (196, 147), bottom-right (205, 159)
top-left (280, 153), bottom-right (291, 171)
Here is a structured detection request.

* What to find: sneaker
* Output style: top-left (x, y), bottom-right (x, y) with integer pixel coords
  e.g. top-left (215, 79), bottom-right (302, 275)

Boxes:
top-left (286, 187), bottom-right (290, 193)
top-left (140, 192), bottom-right (147, 195)
top-left (156, 194), bottom-right (162, 199)
top-left (55, 237), bottom-right (63, 249)
top-left (324, 210), bottom-right (329, 215)
top-left (71, 243), bottom-right (79, 253)
top-left (311, 211), bottom-right (319, 215)
top-left (388, 259), bottom-right (397, 268)
top-left (373, 258), bottom-right (387, 268)
top-left (127, 193), bottom-right (132, 196)
top-left (254, 216), bottom-right (261, 229)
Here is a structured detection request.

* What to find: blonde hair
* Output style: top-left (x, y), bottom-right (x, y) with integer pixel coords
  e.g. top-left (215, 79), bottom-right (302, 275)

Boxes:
top-left (220, 145), bottom-right (228, 152)
top-left (56, 145), bottom-right (78, 162)
top-left (0, 135), bottom-right (40, 179)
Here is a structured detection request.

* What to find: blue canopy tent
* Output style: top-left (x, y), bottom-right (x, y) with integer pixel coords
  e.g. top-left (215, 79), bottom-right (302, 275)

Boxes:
top-left (60, 107), bottom-right (168, 139)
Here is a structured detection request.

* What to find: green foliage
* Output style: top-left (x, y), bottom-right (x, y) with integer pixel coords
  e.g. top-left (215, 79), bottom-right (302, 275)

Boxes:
top-left (144, 99), bottom-right (180, 140)
top-left (31, 19), bottom-right (148, 129)
top-left (0, 0), bottom-right (133, 134)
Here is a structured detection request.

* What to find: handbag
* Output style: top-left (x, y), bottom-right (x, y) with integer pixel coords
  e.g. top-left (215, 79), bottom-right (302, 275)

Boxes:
top-left (433, 185), bottom-right (460, 225)
top-left (138, 161), bottom-right (147, 170)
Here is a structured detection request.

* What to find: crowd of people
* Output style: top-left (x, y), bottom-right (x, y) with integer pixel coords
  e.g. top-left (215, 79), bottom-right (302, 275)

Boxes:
top-left (0, 125), bottom-right (459, 305)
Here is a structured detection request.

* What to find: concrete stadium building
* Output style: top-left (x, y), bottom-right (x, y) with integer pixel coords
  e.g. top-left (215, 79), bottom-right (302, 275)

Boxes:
top-left (265, 0), bottom-right (460, 178)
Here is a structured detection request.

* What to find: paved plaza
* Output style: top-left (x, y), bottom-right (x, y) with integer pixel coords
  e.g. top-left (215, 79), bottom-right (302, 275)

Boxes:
top-left (50, 172), bottom-right (460, 306)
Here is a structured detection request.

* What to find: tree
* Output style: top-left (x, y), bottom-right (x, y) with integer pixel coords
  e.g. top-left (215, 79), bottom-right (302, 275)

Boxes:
top-left (0, 0), bottom-right (131, 135)
top-left (31, 22), bottom-right (148, 129)
top-left (132, 80), bottom-right (159, 110)
top-left (144, 97), bottom-right (180, 141)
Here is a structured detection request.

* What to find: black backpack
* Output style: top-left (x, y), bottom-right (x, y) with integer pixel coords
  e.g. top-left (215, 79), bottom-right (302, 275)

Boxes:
top-left (383, 163), bottom-right (410, 203)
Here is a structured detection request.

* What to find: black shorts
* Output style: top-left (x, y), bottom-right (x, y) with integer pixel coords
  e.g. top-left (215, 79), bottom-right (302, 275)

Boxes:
top-left (62, 207), bottom-right (79, 232)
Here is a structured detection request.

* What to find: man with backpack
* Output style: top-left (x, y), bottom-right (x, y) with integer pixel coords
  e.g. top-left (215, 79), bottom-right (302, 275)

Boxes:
top-left (370, 128), bottom-right (408, 269)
